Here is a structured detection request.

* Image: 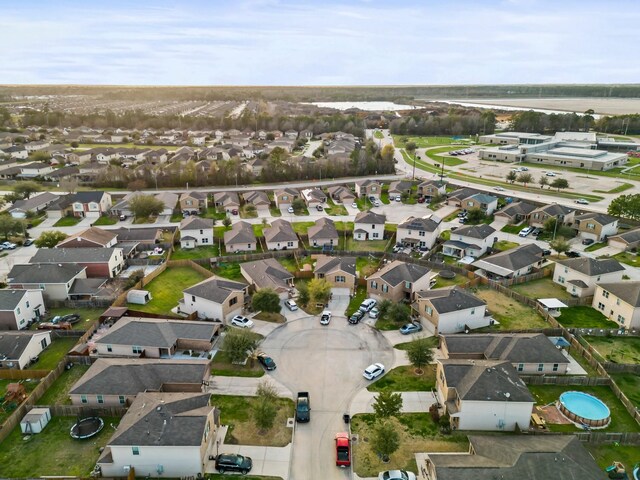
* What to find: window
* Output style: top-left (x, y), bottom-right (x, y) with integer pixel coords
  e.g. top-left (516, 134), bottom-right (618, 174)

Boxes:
top-left (558, 276), bottom-right (565, 284)
top-left (564, 267), bottom-right (568, 273)
top-left (616, 298), bottom-right (621, 305)
top-left (203, 238), bottom-right (209, 244)
top-left (586, 223), bottom-right (596, 230)
top-left (371, 281), bottom-right (378, 289)
top-left (26, 301), bottom-right (30, 308)
top-left (81, 395), bottom-right (88, 404)
top-left (97, 395), bottom-right (104, 404)
top-left (16, 307), bottom-right (20, 315)
top-left (470, 308), bottom-right (475, 315)
top-left (382, 284), bottom-right (388, 293)
top-left (597, 302), bottom-right (605, 310)
top-left (537, 363), bottom-right (544, 372)
top-left (425, 306), bottom-right (433, 315)
top-left (336, 275), bottom-right (345, 283)
top-left (372, 232), bottom-right (379, 238)
top-left (517, 363), bottom-right (524, 372)
top-left (119, 395), bottom-right (126, 405)
top-left (419, 231), bottom-right (425, 237)
top-left (247, 243), bottom-right (251, 249)
top-left (553, 363), bottom-right (559, 372)
top-left (40, 338), bottom-right (48, 349)
top-left (132, 447), bottom-right (140, 456)
top-left (132, 346), bottom-right (143, 354)
top-left (597, 276), bottom-right (601, 281)
top-left (287, 241), bottom-right (294, 247)
top-left (602, 290), bottom-right (610, 299)
top-left (107, 345), bottom-right (113, 353)
top-left (200, 229), bottom-right (203, 234)
top-left (405, 281), bottom-right (411, 289)
top-left (617, 315), bottom-right (625, 324)
top-left (229, 297), bottom-right (238, 306)
top-left (467, 201), bottom-right (473, 207)
top-left (192, 295), bottom-right (196, 302)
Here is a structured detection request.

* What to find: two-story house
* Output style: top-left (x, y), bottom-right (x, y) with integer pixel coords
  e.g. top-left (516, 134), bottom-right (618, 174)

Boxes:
top-left (355, 179), bottom-right (382, 199)
top-left (264, 219), bottom-right (298, 250)
top-left (414, 286), bottom-right (489, 334)
top-left (397, 215), bottom-right (441, 250)
top-left (417, 180), bottom-right (446, 200)
top-left (179, 216), bottom-right (214, 249)
top-left (354, 211), bottom-right (386, 241)
top-left (179, 192), bottom-right (208, 215)
top-left (30, 247), bottom-right (125, 278)
top-left (553, 257), bottom-right (625, 298)
top-left (573, 213), bottom-right (619, 242)
top-left (528, 204), bottom-right (575, 229)
top-left (593, 281), bottom-right (640, 330)
top-left (367, 260), bottom-right (434, 303)
top-left (442, 224), bottom-right (496, 259)
top-left (0, 289), bottom-right (45, 330)
top-left (70, 191), bottom-right (113, 218)
top-left (179, 277), bottom-right (248, 322)
top-left (274, 188), bottom-right (300, 208)
top-left (314, 255), bottom-right (357, 293)
top-left (7, 264), bottom-right (88, 302)
top-left (0, 331), bottom-right (51, 369)
top-left (223, 221), bottom-right (257, 252)
top-left (461, 193), bottom-right (499, 215)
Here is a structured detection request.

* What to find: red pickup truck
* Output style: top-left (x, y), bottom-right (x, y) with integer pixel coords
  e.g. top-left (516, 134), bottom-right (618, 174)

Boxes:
top-left (335, 432), bottom-right (351, 467)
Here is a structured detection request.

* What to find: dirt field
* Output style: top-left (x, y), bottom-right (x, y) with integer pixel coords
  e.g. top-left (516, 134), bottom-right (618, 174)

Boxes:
top-left (452, 98), bottom-right (640, 116)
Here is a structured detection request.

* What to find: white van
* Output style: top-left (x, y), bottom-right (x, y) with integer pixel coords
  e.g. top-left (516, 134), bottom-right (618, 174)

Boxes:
top-left (358, 298), bottom-right (377, 313)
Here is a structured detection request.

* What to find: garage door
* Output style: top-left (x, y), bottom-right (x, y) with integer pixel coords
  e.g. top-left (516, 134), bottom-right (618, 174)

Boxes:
top-left (608, 239), bottom-right (627, 251)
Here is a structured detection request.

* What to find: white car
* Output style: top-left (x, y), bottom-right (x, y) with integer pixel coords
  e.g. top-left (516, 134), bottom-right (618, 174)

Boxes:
top-left (368, 307), bottom-right (380, 319)
top-left (230, 315), bottom-right (254, 328)
top-left (493, 186), bottom-right (505, 192)
top-left (287, 206), bottom-right (295, 213)
top-left (363, 363), bottom-right (385, 380)
top-left (394, 195), bottom-right (402, 202)
top-left (546, 171), bottom-right (557, 177)
top-left (518, 227), bottom-right (533, 237)
top-left (378, 470), bottom-right (417, 480)
top-left (359, 298), bottom-right (377, 312)
top-left (351, 202), bottom-right (358, 208)
top-left (320, 310), bottom-right (332, 325)
top-left (284, 299), bottom-right (298, 311)
top-left (373, 200), bottom-right (381, 207)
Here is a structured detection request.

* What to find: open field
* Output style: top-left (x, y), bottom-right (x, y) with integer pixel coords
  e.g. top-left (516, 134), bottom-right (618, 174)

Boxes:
top-left (474, 287), bottom-right (549, 330)
top-left (393, 135), bottom-right (459, 148)
top-left (447, 97), bottom-right (640, 115)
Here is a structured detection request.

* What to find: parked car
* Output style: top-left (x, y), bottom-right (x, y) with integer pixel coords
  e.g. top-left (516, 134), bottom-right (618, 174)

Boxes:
top-left (349, 310), bottom-right (365, 324)
top-left (545, 171), bottom-right (557, 177)
top-left (119, 214), bottom-right (127, 221)
top-left (582, 238), bottom-right (595, 246)
top-left (458, 218), bottom-right (467, 224)
top-left (230, 315), bottom-right (254, 328)
top-left (1, 242), bottom-right (16, 249)
top-left (417, 197), bottom-right (426, 204)
top-left (566, 251), bottom-right (581, 258)
top-left (256, 352), bottom-right (276, 371)
top-left (400, 322), bottom-right (423, 335)
top-left (359, 298), bottom-right (377, 312)
top-left (284, 299), bottom-right (298, 311)
top-left (363, 363), bottom-right (385, 380)
top-left (23, 239), bottom-right (33, 246)
top-left (542, 249), bottom-right (551, 256)
top-left (373, 200), bottom-right (381, 207)
top-left (531, 228), bottom-right (542, 237)
top-left (368, 307), bottom-right (380, 319)
top-left (316, 204), bottom-right (324, 211)
top-left (575, 199), bottom-right (589, 205)
top-left (394, 195), bottom-right (402, 202)
top-left (215, 454), bottom-right (252, 475)
top-left (335, 432), bottom-right (351, 467)
top-left (378, 470), bottom-right (417, 480)
top-left (287, 206), bottom-right (295, 213)
top-left (518, 226), bottom-right (533, 237)
top-left (320, 310), bottom-right (332, 325)
top-left (231, 209), bottom-right (239, 215)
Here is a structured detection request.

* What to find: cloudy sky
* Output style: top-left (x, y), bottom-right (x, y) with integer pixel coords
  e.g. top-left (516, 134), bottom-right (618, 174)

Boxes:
top-left (1, 0), bottom-right (638, 85)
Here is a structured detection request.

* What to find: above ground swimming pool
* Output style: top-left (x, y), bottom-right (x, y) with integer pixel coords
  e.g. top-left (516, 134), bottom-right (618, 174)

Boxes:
top-left (558, 391), bottom-right (610, 428)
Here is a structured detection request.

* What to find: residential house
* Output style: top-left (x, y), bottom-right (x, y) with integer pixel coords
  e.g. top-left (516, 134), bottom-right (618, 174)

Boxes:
top-left (397, 215), bottom-right (441, 250)
top-left (94, 318), bottom-right (220, 358)
top-left (472, 244), bottom-right (544, 280)
top-left (388, 180), bottom-right (414, 197)
top-left (111, 227), bottom-right (162, 245)
top-left (367, 260), bottom-right (434, 303)
top-left (0, 289), bottom-right (45, 331)
top-left (608, 227), bottom-right (640, 251)
top-left (43, 166), bottom-right (79, 182)
top-left (445, 187), bottom-right (478, 207)
top-left (436, 359), bottom-right (534, 431)
top-left (417, 179), bottom-right (446, 199)
top-left (274, 188), bottom-right (299, 208)
top-left (301, 188), bottom-right (327, 208)
top-left (242, 191), bottom-right (270, 212)
top-left (264, 219), bottom-right (298, 250)
top-left (179, 277), bottom-right (247, 322)
top-left (7, 264), bottom-right (87, 302)
top-left (18, 162), bottom-right (54, 178)
top-left (68, 359), bottom-right (210, 406)
top-left (420, 435), bottom-right (604, 480)
top-left (97, 392), bottom-right (217, 478)
top-left (494, 201), bottom-right (536, 224)
top-left (8, 192), bottom-right (59, 218)
top-left (24, 140), bottom-right (50, 152)
top-left (30, 247), bottom-right (124, 278)
top-left (327, 185), bottom-right (355, 204)
top-left (308, 218), bottom-right (339, 249)
top-left (353, 211), bottom-right (386, 241)
top-left (213, 192), bottom-right (240, 214)
top-left (528, 204), bottom-right (575, 229)
top-left (414, 286), bottom-right (489, 334)
top-left (245, 157), bottom-right (265, 175)
top-left (1, 145), bottom-right (28, 159)
top-left (56, 227), bottom-right (118, 249)
top-left (223, 221), bottom-right (256, 252)
top-left (354, 179), bottom-right (382, 198)
top-left (553, 257), bottom-right (625, 298)
top-left (179, 192), bottom-right (208, 215)
top-left (179, 217), bottom-right (214, 249)
top-left (155, 192), bottom-right (179, 216)
top-left (0, 331), bottom-right (51, 369)
top-left (573, 212), bottom-right (619, 242)
top-left (442, 224), bottom-right (496, 259)
top-left (314, 256), bottom-right (357, 293)
top-left (440, 333), bottom-right (570, 375)
top-left (112, 192), bottom-right (176, 217)
top-left (70, 191), bottom-right (112, 218)
top-left (240, 258), bottom-right (294, 298)
top-left (593, 281), bottom-right (640, 330)
top-left (461, 193), bottom-right (499, 215)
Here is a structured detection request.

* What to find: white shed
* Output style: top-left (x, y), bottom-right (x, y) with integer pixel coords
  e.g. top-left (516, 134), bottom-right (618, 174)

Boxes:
top-left (20, 407), bottom-right (51, 434)
top-left (126, 289), bottom-right (152, 305)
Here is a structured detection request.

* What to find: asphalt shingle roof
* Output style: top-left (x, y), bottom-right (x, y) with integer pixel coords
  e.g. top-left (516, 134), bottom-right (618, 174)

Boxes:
top-left (314, 256), bottom-right (356, 277)
top-left (417, 287), bottom-right (485, 314)
top-left (224, 221), bottom-right (256, 245)
top-left (180, 216), bottom-right (214, 231)
top-left (455, 224), bottom-right (496, 239)
top-left (0, 289), bottom-right (28, 310)
top-left (184, 277), bottom-right (246, 303)
top-left (30, 247), bottom-right (120, 264)
top-left (8, 263), bottom-right (85, 284)
top-left (597, 281), bottom-right (640, 307)
top-left (558, 257), bottom-right (624, 276)
top-left (375, 260), bottom-right (430, 286)
top-left (96, 318), bottom-right (218, 348)
top-left (354, 210), bottom-right (386, 224)
top-left (308, 218), bottom-right (339, 240)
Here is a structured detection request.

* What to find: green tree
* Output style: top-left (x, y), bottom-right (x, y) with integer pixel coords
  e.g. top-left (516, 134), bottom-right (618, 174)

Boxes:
top-left (549, 237), bottom-right (571, 258)
top-left (517, 172), bottom-right (533, 186)
top-left (70, 141), bottom-right (79, 148)
top-left (506, 170), bottom-right (517, 183)
top-left (308, 278), bottom-right (332, 306)
top-left (380, 144), bottom-right (395, 162)
top-left (465, 207), bottom-right (485, 224)
top-left (372, 391), bottom-right (403, 418)
top-left (370, 420), bottom-right (400, 462)
top-left (14, 181), bottom-right (41, 200)
top-left (223, 329), bottom-right (259, 364)
top-left (406, 337), bottom-right (435, 374)
top-left (252, 380), bottom-right (278, 433)
top-left (129, 194), bottom-right (165, 219)
top-left (550, 178), bottom-right (569, 191)
top-left (377, 299), bottom-right (392, 319)
top-left (291, 198), bottom-right (306, 213)
top-left (34, 230), bottom-right (68, 248)
top-left (0, 216), bottom-right (24, 240)
top-left (538, 175), bottom-right (549, 189)
top-left (608, 194), bottom-right (640, 220)
top-left (222, 216), bottom-right (232, 228)
top-left (252, 289), bottom-right (281, 314)
top-left (29, 150), bottom-right (51, 162)
top-left (297, 282), bottom-right (310, 306)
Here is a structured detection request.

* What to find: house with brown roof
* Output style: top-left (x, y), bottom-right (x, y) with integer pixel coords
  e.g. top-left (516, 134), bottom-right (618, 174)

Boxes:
top-left (240, 258), bottom-right (294, 298)
top-left (354, 179), bottom-right (382, 198)
top-left (494, 201), bottom-right (536, 224)
top-left (553, 257), bottom-right (625, 298)
top-left (223, 221), bottom-right (256, 252)
top-left (56, 227), bottom-right (118, 249)
top-left (308, 218), bottom-right (339, 249)
top-left (274, 188), bottom-right (299, 208)
top-left (354, 211), bottom-right (386, 241)
top-left (388, 180), bottom-right (414, 197)
top-left (327, 185), bottom-right (356, 204)
top-left (608, 227), bottom-right (640, 251)
top-left (314, 255), bottom-right (357, 292)
top-left (242, 191), bottom-right (270, 211)
top-left (367, 260), bottom-right (434, 303)
top-left (179, 191), bottom-right (208, 215)
top-left (417, 179), bottom-right (446, 199)
top-left (573, 212), bottom-right (619, 242)
top-left (213, 191), bottom-right (240, 213)
top-left (264, 219), bottom-right (298, 250)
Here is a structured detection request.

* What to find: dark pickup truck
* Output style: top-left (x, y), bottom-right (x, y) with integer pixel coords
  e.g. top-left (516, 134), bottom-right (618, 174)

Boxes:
top-left (296, 392), bottom-right (310, 422)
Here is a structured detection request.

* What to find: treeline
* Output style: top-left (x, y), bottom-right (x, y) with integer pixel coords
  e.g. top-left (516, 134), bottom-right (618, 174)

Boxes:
top-left (92, 140), bottom-right (395, 189)
top-left (596, 114), bottom-right (640, 135)
top-left (389, 110), bottom-right (497, 136)
top-left (510, 111), bottom-right (640, 135)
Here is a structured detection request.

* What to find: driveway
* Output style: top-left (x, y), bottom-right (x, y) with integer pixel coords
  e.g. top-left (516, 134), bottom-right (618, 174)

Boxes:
top-left (207, 375), bottom-right (292, 398)
top-left (260, 316), bottom-right (395, 480)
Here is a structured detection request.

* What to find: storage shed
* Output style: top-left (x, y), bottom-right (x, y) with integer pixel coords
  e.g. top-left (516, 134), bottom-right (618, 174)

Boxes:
top-left (20, 407), bottom-right (51, 434)
top-left (126, 289), bottom-right (152, 305)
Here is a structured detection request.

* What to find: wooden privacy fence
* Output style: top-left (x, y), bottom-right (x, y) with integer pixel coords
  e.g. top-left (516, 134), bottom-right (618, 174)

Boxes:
top-left (602, 363), bottom-right (640, 374)
top-left (520, 375), bottom-right (610, 386)
top-left (43, 404), bottom-right (127, 417)
top-left (0, 369), bottom-right (50, 380)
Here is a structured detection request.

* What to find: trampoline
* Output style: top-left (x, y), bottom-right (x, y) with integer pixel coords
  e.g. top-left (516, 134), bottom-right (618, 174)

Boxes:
top-left (439, 270), bottom-right (456, 279)
top-left (70, 417), bottom-right (104, 439)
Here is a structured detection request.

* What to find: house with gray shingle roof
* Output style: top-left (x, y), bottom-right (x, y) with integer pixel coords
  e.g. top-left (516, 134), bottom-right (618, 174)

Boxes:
top-left (417, 179), bottom-right (446, 199)
top-left (553, 257), bottom-right (625, 298)
top-left (440, 333), bottom-right (569, 374)
top-left (314, 255), bottom-right (357, 292)
top-left (179, 277), bottom-right (247, 322)
top-left (274, 187), bottom-right (300, 208)
top-left (264, 219), bottom-right (298, 250)
top-left (367, 260), bottom-right (434, 303)
top-left (573, 212), bottom-right (619, 242)
top-left (608, 227), bottom-right (640, 251)
top-left (97, 392), bottom-right (216, 478)
top-left (242, 191), bottom-right (270, 211)
top-left (29, 247), bottom-right (124, 278)
top-left (0, 331), bottom-right (51, 369)
top-left (388, 180), bottom-right (414, 196)
top-left (443, 224), bottom-right (496, 258)
top-left (301, 187), bottom-right (327, 208)
top-left (436, 359), bottom-right (534, 431)
top-left (354, 179), bottom-right (382, 198)
top-left (240, 258), bottom-right (294, 298)
top-left (213, 191), bottom-right (240, 213)
top-left (223, 221), bottom-right (256, 252)
top-left (308, 218), bottom-right (339, 249)
top-left (528, 203), bottom-right (575, 228)
top-left (179, 216), bottom-right (214, 249)
top-left (56, 227), bottom-right (118, 249)
top-left (354, 210), bottom-right (386, 241)
top-left (0, 289), bottom-right (45, 330)
top-left (414, 286), bottom-right (489, 334)
top-left (8, 264), bottom-right (87, 302)
top-left (397, 215), bottom-right (441, 250)
top-left (472, 243), bottom-right (544, 280)
top-left (8, 192), bottom-right (60, 219)
top-left (593, 281), bottom-right (640, 330)
top-left (327, 185), bottom-right (355, 204)
top-left (463, 193), bottom-right (499, 215)
top-left (494, 201), bottom-right (536, 224)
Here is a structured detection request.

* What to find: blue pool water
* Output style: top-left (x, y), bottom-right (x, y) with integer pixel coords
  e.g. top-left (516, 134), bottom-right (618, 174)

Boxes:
top-left (559, 391), bottom-right (610, 421)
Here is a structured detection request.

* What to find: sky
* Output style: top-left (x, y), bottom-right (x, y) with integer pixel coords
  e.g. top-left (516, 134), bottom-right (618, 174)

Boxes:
top-left (0, 0), bottom-right (638, 86)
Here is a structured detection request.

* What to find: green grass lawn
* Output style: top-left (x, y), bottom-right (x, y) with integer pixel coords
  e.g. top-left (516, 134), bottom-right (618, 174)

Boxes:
top-left (240, 206), bottom-right (259, 219)
top-left (610, 372), bottom-right (640, 407)
top-left (128, 266), bottom-right (208, 314)
top-left (528, 384), bottom-right (640, 432)
top-left (393, 135), bottom-right (458, 148)
top-left (345, 286), bottom-right (367, 316)
top-left (373, 130), bottom-right (384, 139)
top-left (171, 245), bottom-right (220, 259)
top-left (583, 336), bottom-right (640, 364)
top-left (91, 216), bottom-right (117, 226)
top-left (394, 336), bottom-right (439, 351)
top-left (368, 365), bottom-right (436, 392)
top-left (269, 206), bottom-right (282, 217)
top-left (202, 206), bottom-right (228, 221)
top-left (510, 277), bottom-right (573, 301)
top-left (53, 216), bottom-right (82, 227)
top-left (493, 240), bottom-right (519, 252)
top-left (0, 415), bottom-right (121, 478)
top-left (212, 262), bottom-right (243, 281)
top-left (426, 146), bottom-right (468, 167)
top-left (584, 242), bottom-right (607, 252)
top-left (29, 214), bottom-right (47, 227)
top-left (324, 198), bottom-right (348, 215)
top-left (593, 182), bottom-right (634, 194)
top-left (612, 251), bottom-right (640, 267)
top-left (46, 307), bottom-right (104, 331)
top-left (36, 365), bottom-right (90, 405)
top-left (211, 350), bottom-right (264, 378)
top-left (557, 306), bottom-right (619, 329)
top-left (586, 443), bottom-right (639, 473)
top-left (341, 237), bottom-right (389, 252)
top-left (501, 223), bottom-right (525, 234)
top-left (29, 337), bottom-right (79, 370)
top-left (291, 221), bottom-right (314, 234)
top-left (0, 378), bottom-right (40, 424)
top-left (356, 256), bottom-right (381, 277)
top-left (474, 287), bottom-right (549, 330)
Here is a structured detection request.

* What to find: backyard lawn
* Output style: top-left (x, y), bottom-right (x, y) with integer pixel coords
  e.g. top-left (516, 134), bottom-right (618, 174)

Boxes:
top-left (583, 336), bottom-right (640, 364)
top-left (171, 245), bottom-right (220, 260)
top-left (510, 277), bottom-right (573, 301)
top-left (492, 240), bottom-right (519, 252)
top-left (46, 306), bottom-right (104, 331)
top-left (356, 256), bottom-right (381, 277)
top-left (211, 261), bottom-right (243, 281)
top-left (474, 287), bottom-right (549, 330)
top-left (127, 266), bottom-right (208, 314)
top-left (557, 306), bottom-right (619, 329)
top-left (586, 443), bottom-right (639, 473)
top-left (36, 365), bottom-right (90, 405)
top-left (528, 384), bottom-right (640, 432)
top-left (0, 378), bottom-right (40, 425)
top-left (610, 372), bottom-right (640, 407)
top-left (0, 415), bottom-right (120, 478)
top-left (209, 394), bottom-right (294, 447)
top-left (431, 271), bottom-right (470, 289)
top-left (340, 237), bottom-right (389, 252)
top-left (30, 337), bottom-right (79, 370)
top-left (367, 365), bottom-right (436, 392)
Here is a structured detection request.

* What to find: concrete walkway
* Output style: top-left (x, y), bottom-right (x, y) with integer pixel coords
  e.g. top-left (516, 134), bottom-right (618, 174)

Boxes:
top-left (349, 390), bottom-right (437, 416)
top-left (207, 375), bottom-right (293, 398)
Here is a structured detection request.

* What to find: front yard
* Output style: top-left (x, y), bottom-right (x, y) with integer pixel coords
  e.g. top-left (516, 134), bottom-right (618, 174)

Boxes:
top-left (53, 216), bottom-right (82, 227)
top-left (557, 306), bottom-right (619, 329)
top-left (211, 350), bottom-right (265, 378)
top-left (367, 365), bottom-right (436, 392)
top-left (209, 394), bottom-right (294, 447)
top-left (612, 251), bottom-right (640, 267)
top-left (345, 286), bottom-right (367, 316)
top-left (510, 277), bottom-right (573, 301)
top-left (473, 287), bottom-right (549, 330)
top-left (127, 266), bottom-right (209, 314)
top-left (0, 415), bottom-right (120, 478)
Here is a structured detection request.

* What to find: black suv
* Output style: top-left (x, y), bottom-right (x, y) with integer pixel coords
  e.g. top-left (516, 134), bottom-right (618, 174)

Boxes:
top-left (215, 453), bottom-right (252, 474)
top-left (349, 310), bottom-right (365, 324)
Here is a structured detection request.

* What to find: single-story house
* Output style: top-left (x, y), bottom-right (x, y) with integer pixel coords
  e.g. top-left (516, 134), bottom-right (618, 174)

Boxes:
top-left (608, 227), bottom-right (640, 251)
top-left (240, 258), bottom-right (294, 298)
top-left (388, 180), bottom-right (414, 197)
top-left (301, 188), bottom-right (327, 208)
top-left (264, 219), bottom-right (298, 250)
top-left (494, 201), bottom-right (536, 224)
top-left (223, 221), bottom-right (257, 252)
top-left (242, 191), bottom-right (270, 211)
top-left (308, 218), bottom-right (339, 249)
top-left (213, 192), bottom-right (240, 213)
top-left (56, 227), bottom-right (118, 249)
top-left (472, 244), bottom-right (544, 280)
top-left (327, 185), bottom-right (355, 204)
top-left (8, 192), bottom-right (60, 219)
